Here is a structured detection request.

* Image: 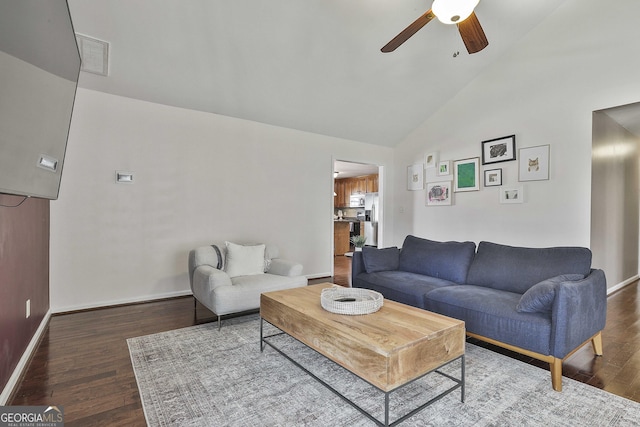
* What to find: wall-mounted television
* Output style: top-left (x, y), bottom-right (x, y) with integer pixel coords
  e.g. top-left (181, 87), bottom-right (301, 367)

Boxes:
top-left (0, 0), bottom-right (81, 200)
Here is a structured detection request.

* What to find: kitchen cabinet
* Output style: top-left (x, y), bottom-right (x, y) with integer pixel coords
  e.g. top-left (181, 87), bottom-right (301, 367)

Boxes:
top-left (352, 176), bottom-right (367, 195)
top-left (366, 174), bottom-right (378, 193)
top-left (342, 180), bottom-right (353, 204)
top-left (334, 180), bottom-right (348, 207)
top-left (334, 174), bottom-right (378, 207)
top-left (334, 221), bottom-right (351, 255)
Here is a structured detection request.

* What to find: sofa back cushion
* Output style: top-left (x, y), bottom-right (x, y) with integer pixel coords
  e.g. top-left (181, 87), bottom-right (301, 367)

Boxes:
top-left (398, 235), bottom-right (476, 284)
top-left (362, 246), bottom-right (400, 273)
top-left (466, 241), bottom-right (592, 294)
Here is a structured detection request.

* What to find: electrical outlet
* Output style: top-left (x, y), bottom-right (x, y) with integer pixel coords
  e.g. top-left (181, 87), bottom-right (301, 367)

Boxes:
top-left (26, 299), bottom-right (30, 318)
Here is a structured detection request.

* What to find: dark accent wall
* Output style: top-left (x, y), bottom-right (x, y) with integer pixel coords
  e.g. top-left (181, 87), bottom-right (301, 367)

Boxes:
top-left (0, 194), bottom-right (49, 393)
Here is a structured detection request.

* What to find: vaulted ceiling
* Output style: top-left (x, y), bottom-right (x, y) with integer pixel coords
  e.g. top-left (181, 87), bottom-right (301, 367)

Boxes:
top-left (68, 0), bottom-right (567, 147)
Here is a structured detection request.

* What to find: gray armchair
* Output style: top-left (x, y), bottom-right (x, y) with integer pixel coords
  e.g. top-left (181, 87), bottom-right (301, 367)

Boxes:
top-left (188, 242), bottom-right (307, 329)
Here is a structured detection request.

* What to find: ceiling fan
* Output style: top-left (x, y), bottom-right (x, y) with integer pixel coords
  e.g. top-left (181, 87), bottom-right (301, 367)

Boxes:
top-left (381, 0), bottom-right (488, 54)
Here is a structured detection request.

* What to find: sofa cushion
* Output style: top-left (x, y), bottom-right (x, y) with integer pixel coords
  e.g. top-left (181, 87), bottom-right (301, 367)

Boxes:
top-left (224, 242), bottom-right (266, 278)
top-left (353, 270), bottom-right (457, 309)
top-left (362, 246), bottom-right (400, 273)
top-left (424, 285), bottom-right (552, 355)
top-left (398, 235), bottom-right (476, 284)
top-left (466, 241), bottom-right (592, 294)
top-left (516, 274), bottom-right (585, 313)
top-left (211, 273), bottom-right (307, 315)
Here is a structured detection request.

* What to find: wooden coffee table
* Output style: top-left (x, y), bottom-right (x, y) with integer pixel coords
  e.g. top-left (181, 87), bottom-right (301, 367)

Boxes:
top-left (260, 283), bottom-right (465, 426)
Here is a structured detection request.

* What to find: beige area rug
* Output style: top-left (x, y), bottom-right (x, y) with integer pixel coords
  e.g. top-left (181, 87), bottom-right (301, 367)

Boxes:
top-left (128, 314), bottom-right (639, 426)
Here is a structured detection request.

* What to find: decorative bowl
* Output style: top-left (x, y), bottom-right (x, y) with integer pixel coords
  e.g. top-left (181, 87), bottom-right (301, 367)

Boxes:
top-left (321, 286), bottom-right (383, 315)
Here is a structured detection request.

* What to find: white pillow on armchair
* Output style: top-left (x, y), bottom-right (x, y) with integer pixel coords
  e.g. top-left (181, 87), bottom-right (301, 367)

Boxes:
top-left (224, 241), bottom-right (266, 278)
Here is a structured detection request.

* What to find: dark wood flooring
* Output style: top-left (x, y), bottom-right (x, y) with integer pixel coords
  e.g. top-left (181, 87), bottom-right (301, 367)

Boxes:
top-left (8, 255), bottom-right (640, 425)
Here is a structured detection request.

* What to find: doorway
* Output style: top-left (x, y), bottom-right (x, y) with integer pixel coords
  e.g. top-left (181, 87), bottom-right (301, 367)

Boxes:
top-left (591, 103), bottom-right (640, 293)
top-left (332, 160), bottom-right (383, 283)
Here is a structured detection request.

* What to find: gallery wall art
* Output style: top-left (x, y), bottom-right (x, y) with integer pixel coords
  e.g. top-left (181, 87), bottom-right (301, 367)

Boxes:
top-left (454, 158), bottom-right (479, 192)
top-left (407, 163), bottom-right (424, 190)
top-left (519, 145), bottom-right (550, 181)
top-left (426, 181), bottom-right (452, 206)
top-left (482, 135), bottom-right (516, 165)
top-left (484, 168), bottom-right (502, 187)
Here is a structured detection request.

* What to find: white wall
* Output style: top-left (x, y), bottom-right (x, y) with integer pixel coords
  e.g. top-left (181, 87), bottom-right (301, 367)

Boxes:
top-left (51, 0), bottom-right (640, 309)
top-left (51, 89), bottom-right (394, 312)
top-left (392, 0), bottom-right (640, 273)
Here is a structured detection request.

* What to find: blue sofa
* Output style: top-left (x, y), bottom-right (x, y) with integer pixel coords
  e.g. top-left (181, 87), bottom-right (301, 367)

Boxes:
top-left (352, 235), bottom-right (607, 391)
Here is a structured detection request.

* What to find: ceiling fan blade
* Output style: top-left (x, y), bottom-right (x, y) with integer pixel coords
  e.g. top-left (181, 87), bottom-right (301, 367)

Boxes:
top-left (457, 12), bottom-right (488, 54)
top-left (381, 9), bottom-right (436, 53)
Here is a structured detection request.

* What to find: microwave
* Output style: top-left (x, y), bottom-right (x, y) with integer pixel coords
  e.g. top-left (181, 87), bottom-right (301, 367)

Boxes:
top-left (350, 194), bottom-right (365, 207)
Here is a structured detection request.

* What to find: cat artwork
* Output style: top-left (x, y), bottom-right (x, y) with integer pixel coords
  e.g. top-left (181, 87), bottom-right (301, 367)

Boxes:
top-left (519, 146), bottom-right (549, 181)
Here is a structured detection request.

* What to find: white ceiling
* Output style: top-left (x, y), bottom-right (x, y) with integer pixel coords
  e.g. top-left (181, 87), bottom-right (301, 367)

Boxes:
top-left (67, 0), bottom-right (567, 147)
top-left (334, 160), bottom-right (378, 179)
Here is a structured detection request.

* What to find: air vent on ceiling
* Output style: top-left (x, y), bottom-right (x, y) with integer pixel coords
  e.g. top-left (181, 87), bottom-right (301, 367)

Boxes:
top-left (75, 34), bottom-right (109, 76)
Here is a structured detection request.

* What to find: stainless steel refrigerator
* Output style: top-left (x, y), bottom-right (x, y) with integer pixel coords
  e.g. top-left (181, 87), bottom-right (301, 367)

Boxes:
top-left (364, 192), bottom-right (378, 247)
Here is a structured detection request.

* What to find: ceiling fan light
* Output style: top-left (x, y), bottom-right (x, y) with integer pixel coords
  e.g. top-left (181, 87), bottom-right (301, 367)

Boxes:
top-left (432, 0), bottom-right (480, 25)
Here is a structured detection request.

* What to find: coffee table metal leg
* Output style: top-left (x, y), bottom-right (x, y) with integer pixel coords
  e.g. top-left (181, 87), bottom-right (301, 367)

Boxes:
top-left (461, 354), bottom-right (466, 403)
top-left (384, 393), bottom-right (390, 426)
top-left (261, 320), bottom-right (465, 427)
top-left (260, 317), bottom-right (265, 352)
top-left (260, 317), bottom-right (286, 352)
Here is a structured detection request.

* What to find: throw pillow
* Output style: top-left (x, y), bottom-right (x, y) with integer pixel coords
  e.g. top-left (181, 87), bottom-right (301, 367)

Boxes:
top-left (224, 242), bottom-right (266, 278)
top-left (362, 246), bottom-right (400, 273)
top-left (516, 274), bottom-right (585, 313)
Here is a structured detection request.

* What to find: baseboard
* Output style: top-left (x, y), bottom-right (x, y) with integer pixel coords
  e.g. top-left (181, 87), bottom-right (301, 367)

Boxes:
top-left (306, 272), bottom-right (332, 280)
top-left (0, 310), bottom-right (51, 405)
top-left (607, 275), bottom-right (639, 295)
top-left (52, 289), bottom-right (193, 314)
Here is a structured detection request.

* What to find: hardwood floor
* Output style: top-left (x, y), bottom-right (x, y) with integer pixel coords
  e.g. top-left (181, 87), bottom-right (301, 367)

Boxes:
top-left (329, 253), bottom-right (351, 287)
top-left (8, 256), bottom-right (640, 425)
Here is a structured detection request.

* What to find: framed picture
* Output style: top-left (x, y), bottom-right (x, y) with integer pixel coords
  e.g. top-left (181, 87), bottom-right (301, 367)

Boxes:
top-left (482, 135), bottom-right (516, 165)
top-left (425, 152), bottom-right (438, 168)
top-left (519, 145), bottom-right (550, 181)
top-left (426, 181), bottom-right (452, 206)
top-left (407, 163), bottom-right (424, 190)
top-left (500, 186), bottom-right (524, 204)
top-left (437, 160), bottom-right (451, 176)
top-left (453, 158), bottom-right (480, 192)
top-left (484, 168), bottom-right (502, 187)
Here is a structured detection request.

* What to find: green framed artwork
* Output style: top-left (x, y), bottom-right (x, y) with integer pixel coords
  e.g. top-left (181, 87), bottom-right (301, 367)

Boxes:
top-left (453, 157), bottom-right (479, 192)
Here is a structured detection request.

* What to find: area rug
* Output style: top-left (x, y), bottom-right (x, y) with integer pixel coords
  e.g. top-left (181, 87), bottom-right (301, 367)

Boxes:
top-left (128, 314), bottom-right (639, 426)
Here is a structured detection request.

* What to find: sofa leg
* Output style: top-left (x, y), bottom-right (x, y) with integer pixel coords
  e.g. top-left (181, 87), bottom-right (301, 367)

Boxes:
top-left (591, 332), bottom-right (603, 356)
top-left (217, 315), bottom-right (222, 331)
top-left (550, 358), bottom-right (563, 392)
